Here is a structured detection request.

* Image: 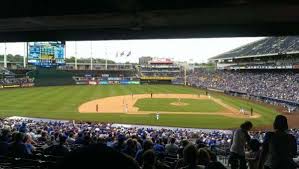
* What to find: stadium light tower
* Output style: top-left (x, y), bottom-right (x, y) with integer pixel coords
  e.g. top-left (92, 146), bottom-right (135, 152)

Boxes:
top-left (4, 43), bottom-right (7, 68)
top-left (75, 41), bottom-right (78, 70)
top-left (23, 42), bottom-right (27, 68)
top-left (105, 44), bottom-right (108, 70)
top-left (184, 61), bottom-right (187, 86)
top-left (90, 41), bottom-right (93, 70)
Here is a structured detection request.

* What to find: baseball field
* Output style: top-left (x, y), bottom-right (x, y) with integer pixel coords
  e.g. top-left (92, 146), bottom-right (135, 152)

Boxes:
top-left (0, 85), bottom-right (281, 129)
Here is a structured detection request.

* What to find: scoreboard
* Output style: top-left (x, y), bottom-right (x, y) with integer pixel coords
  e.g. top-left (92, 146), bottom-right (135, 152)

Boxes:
top-left (28, 41), bottom-right (65, 67)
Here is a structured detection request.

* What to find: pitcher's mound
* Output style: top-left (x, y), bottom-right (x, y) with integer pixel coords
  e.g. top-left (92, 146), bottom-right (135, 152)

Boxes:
top-left (170, 102), bottom-right (189, 106)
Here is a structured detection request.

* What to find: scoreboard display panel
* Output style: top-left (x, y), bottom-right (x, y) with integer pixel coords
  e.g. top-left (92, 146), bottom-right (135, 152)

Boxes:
top-left (28, 41), bottom-right (65, 67)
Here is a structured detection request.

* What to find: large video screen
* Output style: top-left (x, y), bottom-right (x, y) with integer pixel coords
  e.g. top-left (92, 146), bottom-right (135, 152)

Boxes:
top-left (28, 41), bottom-right (65, 67)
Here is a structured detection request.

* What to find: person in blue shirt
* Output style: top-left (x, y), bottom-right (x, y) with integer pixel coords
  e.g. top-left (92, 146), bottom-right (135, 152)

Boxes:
top-left (153, 138), bottom-right (165, 156)
top-left (9, 132), bottom-right (29, 157)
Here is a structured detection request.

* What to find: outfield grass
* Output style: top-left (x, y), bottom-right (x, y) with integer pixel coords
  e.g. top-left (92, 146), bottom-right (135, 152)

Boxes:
top-left (135, 98), bottom-right (224, 112)
top-left (0, 85), bottom-right (279, 129)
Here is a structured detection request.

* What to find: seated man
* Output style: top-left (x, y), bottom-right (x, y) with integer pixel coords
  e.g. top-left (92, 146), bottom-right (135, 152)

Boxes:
top-left (45, 135), bottom-right (70, 156)
top-left (165, 137), bottom-right (179, 156)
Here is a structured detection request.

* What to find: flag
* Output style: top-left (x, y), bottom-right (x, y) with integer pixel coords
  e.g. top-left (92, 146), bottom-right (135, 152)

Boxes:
top-left (120, 51), bottom-right (125, 56)
top-left (126, 51), bottom-right (131, 57)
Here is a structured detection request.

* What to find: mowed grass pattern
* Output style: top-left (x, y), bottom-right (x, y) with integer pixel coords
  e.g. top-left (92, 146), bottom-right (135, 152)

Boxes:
top-left (0, 85), bottom-right (278, 129)
top-left (135, 98), bottom-right (224, 112)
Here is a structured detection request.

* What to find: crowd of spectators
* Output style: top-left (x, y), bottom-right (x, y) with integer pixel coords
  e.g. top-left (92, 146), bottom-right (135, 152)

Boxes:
top-left (0, 117), bottom-right (299, 169)
top-left (188, 70), bottom-right (299, 104)
top-left (0, 77), bottom-right (34, 86)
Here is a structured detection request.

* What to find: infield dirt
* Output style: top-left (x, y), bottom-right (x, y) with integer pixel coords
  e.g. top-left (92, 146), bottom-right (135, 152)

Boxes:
top-left (78, 94), bottom-right (260, 119)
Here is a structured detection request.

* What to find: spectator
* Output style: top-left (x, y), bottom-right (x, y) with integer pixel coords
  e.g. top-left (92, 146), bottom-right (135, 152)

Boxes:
top-left (259, 115), bottom-right (297, 169)
top-left (38, 131), bottom-right (48, 142)
top-left (113, 134), bottom-right (126, 152)
top-left (45, 135), bottom-right (69, 156)
top-left (229, 121), bottom-right (253, 169)
top-left (154, 138), bottom-right (165, 156)
top-left (24, 134), bottom-right (35, 154)
top-left (2, 117), bottom-right (299, 169)
top-left (165, 137), bottom-right (179, 156)
top-left (205, 149), bottom-right (227, 169)
top-left (197, 148), bottom-right (210, 166)
top-left (187, 70), bottom-right (299, 109)
top-left (122, 138), bottom-right (137, 158)
top-left (136, 139), bottom-right (154, 165)
top-left (9, 132), bottom-right (29, 157)
top-left (178, 139), bottom-right (189, 158)
top-left (0, 129), bottom-right (11, 155)
top-left (142, 150), bottom-right (156, 169)
top-left (246, 139), bottom-right (261, 169)
top-left (56, 143), bottom-right (140, 169)
top-left (180, 144), bottom-right (205, 169)
top-left (66, 132), bottom-right (76, 144)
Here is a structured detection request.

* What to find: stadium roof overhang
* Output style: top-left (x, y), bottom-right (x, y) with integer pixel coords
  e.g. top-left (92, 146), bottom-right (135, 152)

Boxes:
top-left (209, 51), bottom-right (299, 62)
top-left (1, 1), bottom-right (299, 42)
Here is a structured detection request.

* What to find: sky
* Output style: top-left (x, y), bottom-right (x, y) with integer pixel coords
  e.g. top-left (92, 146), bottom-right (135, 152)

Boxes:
top-left (0, 37), bottom-right (264, 63)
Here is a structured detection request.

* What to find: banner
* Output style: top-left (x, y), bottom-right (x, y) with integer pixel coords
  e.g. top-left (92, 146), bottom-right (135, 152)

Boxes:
top-left (140, 76), bottom-right (174, 80)
top-left (3, 85), bottom-right (20, 88)
top-left (88, 81), bottom-right (97, 85)
top-left (76, 81), bottom-right (88, 85)
top-left (120, 80), bottom-right (129, 84)
top-left (129, 81), bottom-right (140, 84)
top-left (21, 83), bottom-right (35, 87)
top-left (99, 81), bottom-right (109, 85)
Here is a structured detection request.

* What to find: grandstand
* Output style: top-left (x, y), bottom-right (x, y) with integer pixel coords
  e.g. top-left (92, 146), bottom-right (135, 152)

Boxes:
top-left (187, 36), bottom-right (299, 112)
top-left (0, 67), bottom-right (15, 77)
top-left (138, 57), bottom-right (182, 84)
top-left (210, 36), bottom-right (299, 70)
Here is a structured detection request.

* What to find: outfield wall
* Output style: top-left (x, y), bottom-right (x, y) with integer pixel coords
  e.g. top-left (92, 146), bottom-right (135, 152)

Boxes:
top-left (75, 79), bottom-right (140, 85)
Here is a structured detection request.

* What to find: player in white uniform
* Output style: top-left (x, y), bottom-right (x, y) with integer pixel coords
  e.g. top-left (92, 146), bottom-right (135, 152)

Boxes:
top-left (125, 104), bottom-right (128, 113)
top-left (156, 112), bottom-right (160, 120)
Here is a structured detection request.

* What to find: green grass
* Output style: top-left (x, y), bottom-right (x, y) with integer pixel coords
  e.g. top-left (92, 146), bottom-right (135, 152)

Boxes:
top-left (211, 92), bottom-right (279, 128)
top-left (0, 85), bottom-right (279, 129)
top-left (135, 98), bottom-right (224, 112)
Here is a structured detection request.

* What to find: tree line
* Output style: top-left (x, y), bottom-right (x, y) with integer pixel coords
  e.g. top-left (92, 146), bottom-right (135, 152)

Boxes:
top-left (0, 54), bottom-right (116, 64)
